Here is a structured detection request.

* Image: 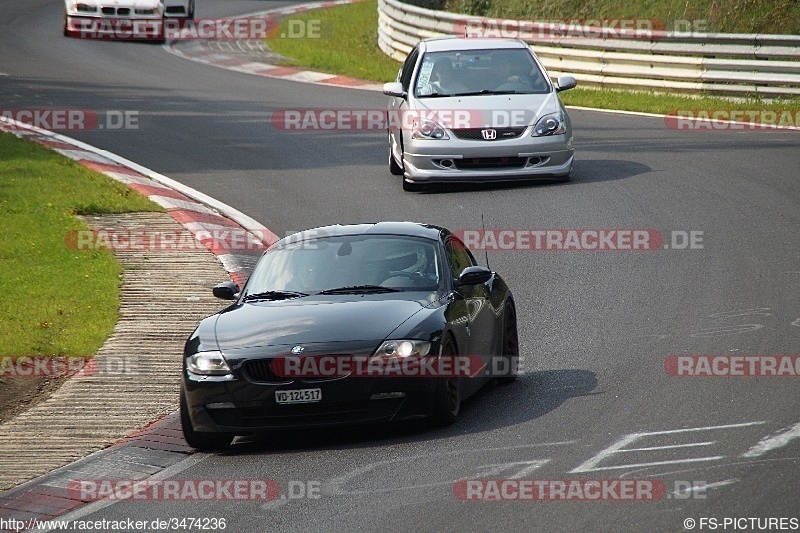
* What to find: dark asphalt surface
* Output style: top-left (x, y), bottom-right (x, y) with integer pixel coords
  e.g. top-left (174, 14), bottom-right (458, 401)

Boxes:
top-left (2, 1), bottom-right (799, 531)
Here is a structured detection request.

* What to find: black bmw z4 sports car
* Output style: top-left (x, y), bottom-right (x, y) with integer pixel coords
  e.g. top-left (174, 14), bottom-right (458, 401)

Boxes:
top-left (180, 222), bottom-right (519, 450)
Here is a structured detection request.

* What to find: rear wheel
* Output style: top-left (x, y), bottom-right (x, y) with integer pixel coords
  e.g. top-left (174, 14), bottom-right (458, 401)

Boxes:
top-left (431, 338), bottom-right (461, 426)
top-left (497, 303), bottom-right (519, 384)
top-left (180, 386), bottom-right (233, 451)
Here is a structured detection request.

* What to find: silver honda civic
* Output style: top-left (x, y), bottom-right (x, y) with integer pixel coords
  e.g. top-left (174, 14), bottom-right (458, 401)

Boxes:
top-left (383, 36), bottom-right (576, 191)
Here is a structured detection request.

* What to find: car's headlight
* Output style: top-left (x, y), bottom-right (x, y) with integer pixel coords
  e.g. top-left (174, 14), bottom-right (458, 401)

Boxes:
top-left (411, 118), bottom-right (449, 140)
top-left (73, 3), bottom-right (98, 12)
top-left (532, 112), bottom-right (566, 136)
top-left (372, 340), bottom-right (431, 362)
top-left (186, 351), bottom-right (232, 376)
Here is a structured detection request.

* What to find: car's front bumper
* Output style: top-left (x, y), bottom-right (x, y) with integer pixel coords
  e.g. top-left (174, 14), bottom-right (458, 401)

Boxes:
top-left (182, 372), bottom-right (443, 434)
top-left (402, 131), bottom-right (573, 183)
top-left (64, 14), bottom-right (166, 38)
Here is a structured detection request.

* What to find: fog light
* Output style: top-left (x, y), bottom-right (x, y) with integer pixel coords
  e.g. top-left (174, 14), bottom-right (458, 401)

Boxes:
top-left (370, 392), bottom-right (407, 400)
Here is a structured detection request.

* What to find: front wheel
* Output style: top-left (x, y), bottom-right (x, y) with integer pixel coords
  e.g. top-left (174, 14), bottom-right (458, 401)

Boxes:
top-left (497, 303), bottom-right (519, 384)
top-left (389, 142), bottom-right (403, 176)
top-left (180, 386), bottom-right (233, 451)
top-left (431, 339), bottom-right (461, 426)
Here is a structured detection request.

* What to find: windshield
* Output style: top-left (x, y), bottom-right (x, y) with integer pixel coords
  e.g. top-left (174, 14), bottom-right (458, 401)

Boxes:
top-left (414, 48), bottom-right (550, 98)
top-left (244, 235), bottom-right (442, 295)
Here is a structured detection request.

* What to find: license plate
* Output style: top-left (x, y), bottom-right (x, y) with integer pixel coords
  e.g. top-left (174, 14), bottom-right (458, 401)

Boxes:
top-left (275, 388), bottom-right (322, 405)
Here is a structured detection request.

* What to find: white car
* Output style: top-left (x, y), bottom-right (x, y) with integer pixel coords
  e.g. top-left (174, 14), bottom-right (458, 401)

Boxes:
top-left (64, 0), bottom-right (194, 39)
top-left (384, 37), bottom-right (576, 191)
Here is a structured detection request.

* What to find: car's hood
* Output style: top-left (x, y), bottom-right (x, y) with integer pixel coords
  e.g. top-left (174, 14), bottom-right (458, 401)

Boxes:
top-left (414, 92), bottom-right (560, 128)
top-left (214, 297), bottom-right (432, 350)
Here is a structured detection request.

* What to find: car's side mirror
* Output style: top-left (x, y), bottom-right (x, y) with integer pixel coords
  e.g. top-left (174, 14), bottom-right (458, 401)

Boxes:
top-left (556, 75), bottom-right (577, 92)
top-left (455, 266), bottom-right (493, 287)
top-left (212, 280), bottom-right (239, 300)
top-left (383, 82), bottom-right (407, 98)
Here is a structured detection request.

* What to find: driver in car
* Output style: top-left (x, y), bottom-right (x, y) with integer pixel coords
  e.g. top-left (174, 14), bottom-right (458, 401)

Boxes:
top-left (430, 57), bottom-right (469, 95)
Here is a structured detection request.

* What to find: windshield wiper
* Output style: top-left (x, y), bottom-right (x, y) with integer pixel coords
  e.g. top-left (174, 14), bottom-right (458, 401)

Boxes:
top-left (418, 91), bottom-right (453, 98)
top-left (452, 89), bottom-right (521, 96)
top-left (318, 285), bottom-right (402, 295)
top-left (243, 290), bottom-right (308, 301)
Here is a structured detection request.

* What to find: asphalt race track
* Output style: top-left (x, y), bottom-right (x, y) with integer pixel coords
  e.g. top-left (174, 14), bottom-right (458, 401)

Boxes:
top-left (2, 1), bottom-right (799, 531)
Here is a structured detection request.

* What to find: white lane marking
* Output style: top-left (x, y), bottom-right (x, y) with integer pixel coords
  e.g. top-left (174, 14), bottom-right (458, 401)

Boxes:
top-left (669, 478), bottom-right (738, 498)
top-left (34, 452), bottom-right (211, 532)
top-left (569, 421), bottom-right (766, 473)
top-left (471, 459), bottom-right (549, 479)
top-left (741, 421), bottom-right (800, 458)
top-left (708, 308), bottom-right (772, 319)
top-left (324, 441), bottom-right (575, 496)
top-left (618, 442), bottom-right (715, 453)
top-left (689, 324), bottom-right (763, 337)
top-left (621, 455), bottom-right (800, 478)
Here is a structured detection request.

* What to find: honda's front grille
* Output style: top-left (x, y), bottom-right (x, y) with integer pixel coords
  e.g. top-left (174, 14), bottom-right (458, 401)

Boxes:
top-left (452, 127), bottom-right (527, 141)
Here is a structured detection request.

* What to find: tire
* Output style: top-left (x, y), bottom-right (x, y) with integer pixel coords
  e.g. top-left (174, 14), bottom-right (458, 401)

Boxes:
top-left (63, 13), bottom-right (69, 36)
top-left (180, 386), bottom-right (233, 451)
top-left (389, 142), bottom-right (403, 176)
top-left (431, 338), bottom-right (461, 426)
top-left (497, 302), bottom-right (519, 384)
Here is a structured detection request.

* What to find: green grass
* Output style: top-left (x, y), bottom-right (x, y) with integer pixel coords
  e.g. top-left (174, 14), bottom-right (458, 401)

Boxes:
top-left (558, 88), bottom-right (800, 115)
top-left (267, 0), bottom-right (402, 82)
top-left (266, 0), bottom-right (800, 114)
top-left (0, 132), bottom-right (161, 357)
top-left (444, 0), bottom-right (800, 34)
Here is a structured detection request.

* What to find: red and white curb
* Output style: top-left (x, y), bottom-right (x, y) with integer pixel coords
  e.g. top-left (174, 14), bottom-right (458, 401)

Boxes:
top-left (164, 0), bottom-right (384, 92)
top-left (0, 118), bottom-right (277, 288)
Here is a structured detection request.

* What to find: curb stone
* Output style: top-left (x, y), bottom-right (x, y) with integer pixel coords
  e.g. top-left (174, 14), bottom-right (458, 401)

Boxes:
top-left (0, 118), bottom-right (277, 524)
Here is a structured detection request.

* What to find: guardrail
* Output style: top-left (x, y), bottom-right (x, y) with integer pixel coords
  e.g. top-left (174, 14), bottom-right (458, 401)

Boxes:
top-left (377, 0), bottom-right (800, 97)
